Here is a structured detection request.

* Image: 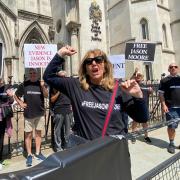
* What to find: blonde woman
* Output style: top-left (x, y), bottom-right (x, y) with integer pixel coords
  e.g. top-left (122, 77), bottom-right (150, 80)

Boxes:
top-left (44, 46), bottom-right (148, 140)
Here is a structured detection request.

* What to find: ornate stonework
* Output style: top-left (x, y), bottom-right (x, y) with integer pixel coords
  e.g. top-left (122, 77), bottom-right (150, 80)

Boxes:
top-left (89, 1), bottom-right (102, 42)
top-left (0, 0), bottom-right (53, 82)
top-left (89, 1), bottom-right (102, 22)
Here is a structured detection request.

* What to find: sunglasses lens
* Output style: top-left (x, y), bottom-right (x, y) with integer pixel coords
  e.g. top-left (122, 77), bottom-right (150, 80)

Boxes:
top-left (170, 66), bottom-right (178, 69)
top-left (94, 56), bottom-right (104, 63)
top-left (84, 56), bottom-right (104, 65)
top-left (85, 58), bottom-right (93, 65)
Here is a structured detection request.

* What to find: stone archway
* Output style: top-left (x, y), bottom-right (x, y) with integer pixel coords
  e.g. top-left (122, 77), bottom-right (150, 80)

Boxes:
top-left (18, 21), bottom-right (50, 82)
top-left (0, 14), bottom-right (13, 81)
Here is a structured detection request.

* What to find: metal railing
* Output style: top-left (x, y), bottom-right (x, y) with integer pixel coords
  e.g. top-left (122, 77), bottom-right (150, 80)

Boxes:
top-left (4, 98), bottom-right (51, 156)
top-left (4, 81), bottom-right (163, 155)
top-left (137, 152), bottom-right (180, 180)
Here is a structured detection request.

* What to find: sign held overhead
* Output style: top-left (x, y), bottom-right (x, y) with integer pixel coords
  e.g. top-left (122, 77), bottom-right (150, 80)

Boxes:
top-left (125, 42), bottom-right (156, 62)
top-left (24, 44), bottom-right (57, 68)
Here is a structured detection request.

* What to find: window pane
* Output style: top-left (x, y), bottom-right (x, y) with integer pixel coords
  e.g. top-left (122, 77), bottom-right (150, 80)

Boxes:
top-left (140, 19), bottom-right (149, 40)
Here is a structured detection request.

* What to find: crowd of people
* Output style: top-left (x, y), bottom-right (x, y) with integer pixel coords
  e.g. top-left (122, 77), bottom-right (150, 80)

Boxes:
top-left (0, 46), bottom-right (180, 172)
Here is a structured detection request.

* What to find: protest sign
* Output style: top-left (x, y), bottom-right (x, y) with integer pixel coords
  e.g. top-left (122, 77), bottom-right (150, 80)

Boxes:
top-left (125, 42), bottom-right (155, 62)
top-left (108, 55), bottom-right (125, 79)
top-left (24, 44), bottom-right (57, 68)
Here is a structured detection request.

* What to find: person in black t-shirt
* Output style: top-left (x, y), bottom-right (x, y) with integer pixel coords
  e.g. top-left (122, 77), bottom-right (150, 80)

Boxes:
top-left (50, 71), bottom-right (73, 151)
top-left (14, 68), bottom-right (48, 167)
top-left (44, 46), bottom-right (148, 140)
top-left (159, 63), bottom-right (180, 154)
top-left (43, 46), bottom-right (149, 178)
top-left (0, 77), bottom-right (14, 169)
top-left (131, 69), bottom-right (153, 144)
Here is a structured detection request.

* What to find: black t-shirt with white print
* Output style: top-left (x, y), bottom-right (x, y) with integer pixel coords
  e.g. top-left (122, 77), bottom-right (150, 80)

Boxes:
top-left (44, 54), bottom-right (148, 140)
top-left (159, 75), bottom-right (180, 108)
top-left (15, 80), bottom-right (45, 118)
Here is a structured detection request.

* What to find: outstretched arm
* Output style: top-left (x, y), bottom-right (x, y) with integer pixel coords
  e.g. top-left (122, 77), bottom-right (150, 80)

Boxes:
top-left (43, 46), bottom-right (77, 100)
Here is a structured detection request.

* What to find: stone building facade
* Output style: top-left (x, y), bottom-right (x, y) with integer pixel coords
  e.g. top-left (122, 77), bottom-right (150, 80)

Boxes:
top-left (105, 0), bottom-right (180, 79)
top-left (51, 0), bottom-right (107, 76)
top-left (0, 0), bottom-right (179, 82)
top-left (0, 0), bottom-right (53, 83)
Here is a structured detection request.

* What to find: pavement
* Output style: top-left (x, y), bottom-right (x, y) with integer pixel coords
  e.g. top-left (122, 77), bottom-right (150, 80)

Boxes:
top-left (0, 126), bottom-right (180, 179)
top-left (129, 126), bottom-right (180, 179)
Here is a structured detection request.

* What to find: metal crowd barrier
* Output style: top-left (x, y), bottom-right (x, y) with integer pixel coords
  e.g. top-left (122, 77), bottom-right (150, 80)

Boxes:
top-left (5, 99), bottom-right (51, 156)
top-left (137, 152), bottom-right (180, 180)
top-left (127, 118), bottom-right (180, 140)
top-left (5, 81), bottom-right (163, 156)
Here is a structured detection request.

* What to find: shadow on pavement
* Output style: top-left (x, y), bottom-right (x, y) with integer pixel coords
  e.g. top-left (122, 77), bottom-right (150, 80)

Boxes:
top-left (137, 136), bottom-right (169, 149)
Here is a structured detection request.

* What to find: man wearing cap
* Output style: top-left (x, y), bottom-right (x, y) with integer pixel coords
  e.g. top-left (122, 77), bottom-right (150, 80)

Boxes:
top-left (159, 63), bottom-right (180, 154)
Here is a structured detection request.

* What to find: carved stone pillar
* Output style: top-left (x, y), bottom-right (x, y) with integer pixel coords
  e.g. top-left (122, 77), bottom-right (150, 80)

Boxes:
top-left (48, 25), bottom-right (55, 42)
top-left (4, 57), bottom-right (12, 82)
top-left (67, 21), bottom-right (81, 76)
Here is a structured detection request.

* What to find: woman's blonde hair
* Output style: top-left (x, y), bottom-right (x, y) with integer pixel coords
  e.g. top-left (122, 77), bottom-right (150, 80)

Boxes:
top-left (78, 49), bottom-right (115, 91)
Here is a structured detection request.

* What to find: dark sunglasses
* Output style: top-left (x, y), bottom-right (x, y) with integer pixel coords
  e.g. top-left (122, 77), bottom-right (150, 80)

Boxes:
top-left (84, 56), bottom-right (104, 65)
top-left (169, 66), bottom-right (178, 69)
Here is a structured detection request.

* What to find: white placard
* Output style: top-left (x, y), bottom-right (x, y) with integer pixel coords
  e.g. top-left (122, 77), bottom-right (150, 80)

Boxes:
top-left (108, 55), bottom-right (125, 79)
top-left (24, 44), bottom-right (57, 68)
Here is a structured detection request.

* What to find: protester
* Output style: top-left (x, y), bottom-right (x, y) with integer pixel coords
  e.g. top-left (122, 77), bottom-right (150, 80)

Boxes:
top-left (131, 69), bottom-right (153, 144)
top-left (14, 68), bottom-right (48, 166)
top-left (0, 77), bottom-right (14, 170)
top-left (159, 63), bottom-right (180, 154)
top-left (44, 45), bottom-right (148, 178)
top-left (50, 71), bottom-right (73, 151)
top-left (44, 45), bottom-right (148, 140)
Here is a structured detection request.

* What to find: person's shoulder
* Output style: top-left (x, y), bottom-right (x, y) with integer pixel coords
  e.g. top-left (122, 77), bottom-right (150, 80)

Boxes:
top-left (174, 75), bottom-right (180, 79)
top-left (4, 84), bottom-right (12, 89)
top-left (23, 80), bottom-right (30, 85)
top-left (160, 76), bottom-right (171, 83)
top-left (165, 75), bottom-right (180, 82)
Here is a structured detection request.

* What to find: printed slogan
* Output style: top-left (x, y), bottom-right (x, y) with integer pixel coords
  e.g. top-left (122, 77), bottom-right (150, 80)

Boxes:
top-left (125, 43), bottom-right (156, 62)
top-left (24, 44), bottom-right (57, 68)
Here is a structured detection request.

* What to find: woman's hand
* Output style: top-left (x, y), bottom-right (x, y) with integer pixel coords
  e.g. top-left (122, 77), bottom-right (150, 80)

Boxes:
top-left (58, 45), bottom-right (77, 57)
top-left (120, 79), bottom-right (143, 98)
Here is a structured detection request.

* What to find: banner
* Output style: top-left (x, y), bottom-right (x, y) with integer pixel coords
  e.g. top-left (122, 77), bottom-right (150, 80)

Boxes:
top-left (24, 44), bottom-right (57, 68)
top-left (0, 137), bottom-right (131, 180)
top-left (125, 42), bottom-right (156, 62)
top-left (108, 55), bottom-right (125, 79)
top-left (0, 43), bottom-right (3, 77)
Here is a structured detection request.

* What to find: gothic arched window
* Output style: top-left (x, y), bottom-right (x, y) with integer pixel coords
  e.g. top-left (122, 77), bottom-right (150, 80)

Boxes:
top-left (140, 18), bottom-right (149, 40)
top-left (162, 24), bottom-right (168, 48)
